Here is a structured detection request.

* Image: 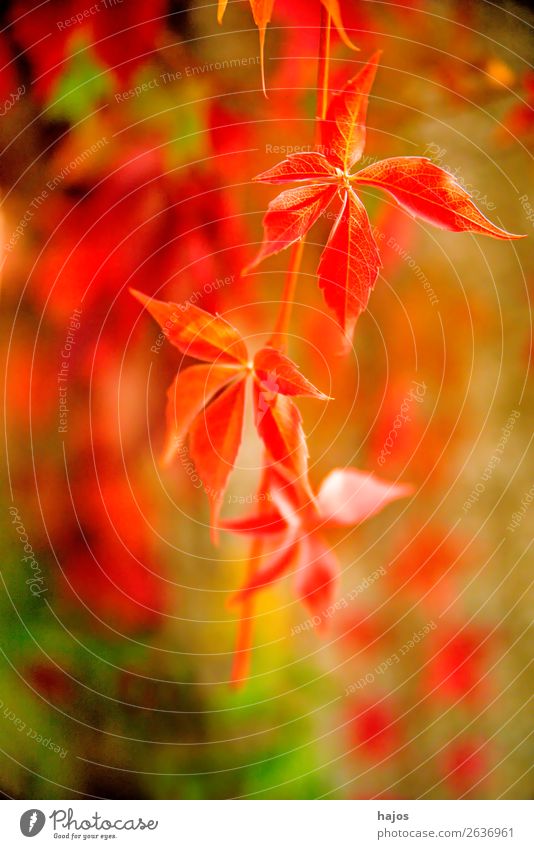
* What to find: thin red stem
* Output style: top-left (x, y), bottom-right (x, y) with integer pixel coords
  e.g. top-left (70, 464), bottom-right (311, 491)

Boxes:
top-left (268, 240), bottom-right (305, 351)
top-left (268, 7), bottom-right (332, 353)
top-left (316, 6), bottom-right (332, 126)
top-left (233, 8), bottom-right (334, 685)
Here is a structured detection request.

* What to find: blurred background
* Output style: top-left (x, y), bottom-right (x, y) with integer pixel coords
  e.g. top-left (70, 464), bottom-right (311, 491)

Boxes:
top-left (0, 0), bottom-right (532, 799)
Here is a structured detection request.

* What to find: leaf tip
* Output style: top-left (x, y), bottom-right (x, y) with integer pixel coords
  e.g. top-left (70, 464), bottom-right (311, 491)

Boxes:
top-left (130, 287), bottom-right (149, 307)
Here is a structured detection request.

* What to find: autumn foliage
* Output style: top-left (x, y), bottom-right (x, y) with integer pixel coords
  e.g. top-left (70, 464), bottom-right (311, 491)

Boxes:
top-left (1, 0), bottom-right (530, 802)
top-left (131, 11), bottom-right (523, 685)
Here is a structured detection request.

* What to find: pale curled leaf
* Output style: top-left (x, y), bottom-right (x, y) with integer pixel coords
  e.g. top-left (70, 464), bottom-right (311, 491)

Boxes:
top-left (317, 467), bottom-right (413, 527)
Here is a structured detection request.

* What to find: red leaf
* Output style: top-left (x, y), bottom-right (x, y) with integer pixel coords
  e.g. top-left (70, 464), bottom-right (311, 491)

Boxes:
top-left (321, 52), bottom-right (381, 172)
top-left (131, 289), bottom-right (249, 364)
top-left (254, 384), bottom-right (311, 491)
top-left (188, 378), bottom-right (247, 535)
top-left (317, 468), bottom-right (413, 527)
top-left (221, 511), bottom-right (289, 536)
top-left (246, 184), bottom-right (337, 270)
top-left (229, 539), bottom-right (301, 605)
top-left (355, 157), bottom-right (525, 239)
top-left (294, 537), bottom-right (338, 624)
top-left (318, 189), bottom-right (381, 340)
top-left (255, 152), bottom-right (338, 184)
top-left (254, 346), bottom-right (330, 398)
top-left (163, 364), bottom-right (244, 465)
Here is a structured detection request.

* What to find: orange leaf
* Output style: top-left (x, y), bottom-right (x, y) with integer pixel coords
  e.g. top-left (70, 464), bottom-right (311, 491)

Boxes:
top-left (254, 346), bottom-right (330, 399)
top-left (217, 0), bottom-right (228, 24)
top-left (246, 184), bottom-right (337, 270)
top-left (321, 51), bottom-right (381, 172)
top-left (318, 188), bottom-right (381, 341)
top-left (250, 0), bottom-right (275, 94)
top-left (253, 384), bottom-right (311, 492)
top-left (320, 0), bottom-right (358, 50)
top-left (131, 289), bottom-right (248, 364)
top-left (254, 152), bottom-right (338, 184)
top-left (163, 364), bottom-right (244, 465)
top-left (189, 378), bottom-right (247, 537)
top-left (355, 157), bottom-right (525, 239)
top-left (229, 539), bottom-right (301, 605)
top-left (294, 536), bottom-right (338, 625)
top-left (222, 510), bottom-right (288, 536)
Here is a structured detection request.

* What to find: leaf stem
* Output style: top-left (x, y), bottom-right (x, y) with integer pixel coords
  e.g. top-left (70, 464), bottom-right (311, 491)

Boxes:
top-left (268, 239), bottom-right (305, 351)
top-left (316, 6), bottom-right (332, 126)
top-left (234, 9), bottom-right (335, 684)
top-left (269, 7), bottom-right (332, 352)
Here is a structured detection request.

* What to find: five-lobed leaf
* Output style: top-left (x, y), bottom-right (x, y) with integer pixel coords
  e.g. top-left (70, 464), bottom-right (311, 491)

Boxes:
top-left (222, 465), bottom-right (412, 612)
top-left (248, 52), bottom-right (524, 341)
top-left (133, 290), bottom-right (329, 533)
